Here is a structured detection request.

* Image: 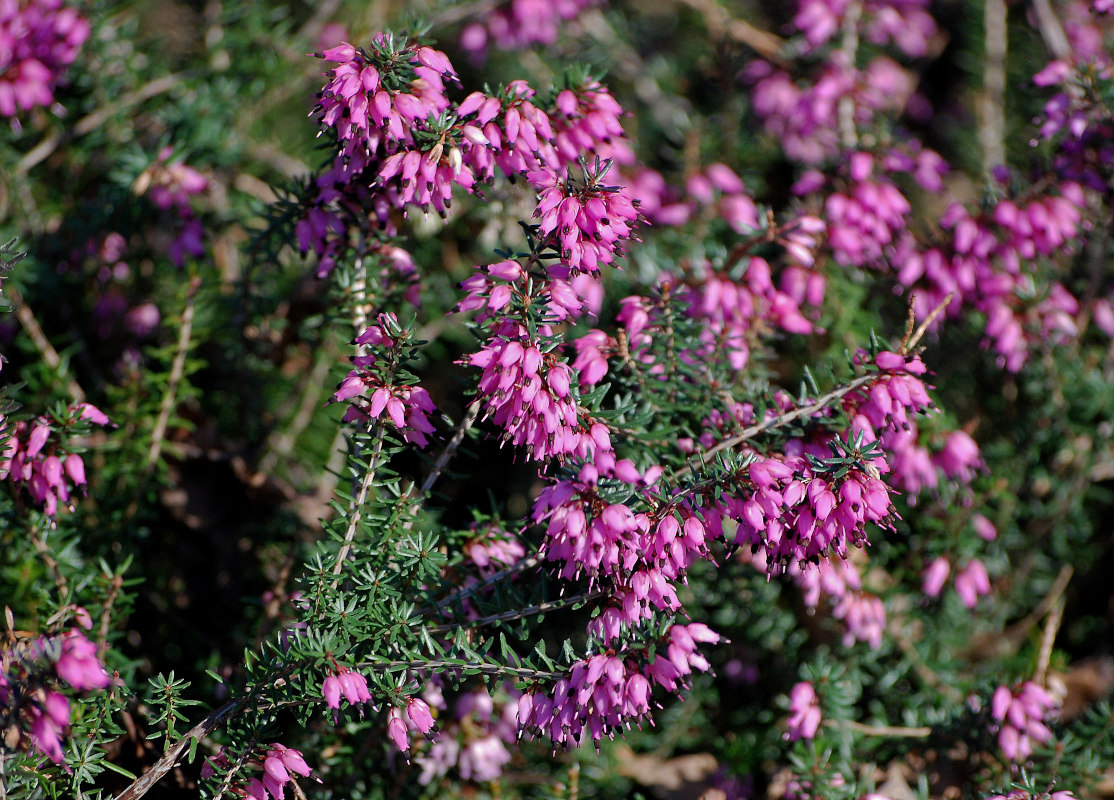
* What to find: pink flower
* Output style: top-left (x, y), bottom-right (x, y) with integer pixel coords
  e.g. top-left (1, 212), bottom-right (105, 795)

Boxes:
top-left (387, 707), bottom-right (410, 753)
top-left (0, 0), bottom-right (90, 118)
top-left (922, 557), bottom-right (950, 598)
top-left (785, 681), bottom-right (821, 741)
top-left (406, 697), bottom-right (436, 735)
top-left (55, 630), bottom-right (110, 691)
top-left (954, 559), bottom-right (991, 609)
top-left (989, 682), bottom-right (1057, 761)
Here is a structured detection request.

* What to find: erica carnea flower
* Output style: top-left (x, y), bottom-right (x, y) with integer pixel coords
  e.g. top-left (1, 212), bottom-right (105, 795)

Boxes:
top-left (54, 630), bottom-right (110, 691)
top-left (202, 743), bottom-right (315, 798)
top-left (322, 666), bottom-right (373, 715)
top-left (387, 706), bottom-right (410, 754)
top-left (333, 314), bottom-right (438, 447)
top-left (459, 0), bottom-right (599, 56)
top-left (1, 627), bottom-right (111, 763)
top-left (528, 158), bottom-right (640, 276)
top-left (990, 682), bottom-right (1057, 761)
top-left (785, 681), bottom-right (821, 741)
top-left (1, 402), bottom-right (111, 517)
top-left (0, 0), bottom-right (89, 118)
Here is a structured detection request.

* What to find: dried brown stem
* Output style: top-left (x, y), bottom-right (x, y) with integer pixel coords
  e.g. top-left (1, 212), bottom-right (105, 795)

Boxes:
top-left (901, 292), bottom-right (954, 355)
top-left (7, 284), bottom-right (86, 402)
top-left (112, 697), bottom-right (241, 800)
top-left (981, 0), bottom-right (1008, 172)
top-left (671, 0), bottom-right (786, 63)
top-left (147, 276), bottom-right (201, 470)
top-left (827, 719), bottom-right (932, 738)
top-left (18, 73), bottom-right (187, 175)
top-left (1034, 594), bottom-right (1065, 686)
top-left (28, 524), bottom-right (68, 597)
top-left (330, 419), bottom-right (387, 582)
top-left (678, 373), bottom-right (878, 478)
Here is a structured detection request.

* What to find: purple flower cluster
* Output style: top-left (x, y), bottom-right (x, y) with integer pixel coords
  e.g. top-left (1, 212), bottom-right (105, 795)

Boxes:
top-left (305, 40), bottom-right (639, 285)
top-left (322, 666), bottom-right (373, 715)
top-left (529, 158), bottom-right (640, 275)
top-left (789, 556), bottom-right (886, 649)
top-left (517, 622), bottom-right (718, 748)
top-left (794, 0), bottom-right (937, 56)
top-left (1, 402), bottom-right (110, 517)
top-left (459, 0), bottom-right (599, 57)
top-left (467, 320), bottom-right (587, 461)
top-left (923, 556), bottom-right (992, 608)
top-left (1, 623), bottom-right (110, 764)
top-left (676, 257), bottom-right (816, 371)
top-left (748, 56), bottom-right (916, 165)
top-left (416, 686), bottom-right (518, 784)
top-left (202, 743), bottom-right (315, 800)
top-left (990, 682), bottom-right (1057, 762)
top-left (785, 681), bottom-right (821, 741)
top-left (332, 313), bottom-right (437, 447)
top-left (134, 147), bottom-right (208, 266)
top-left (382, 696), bottom-right (437, 758)
top-left (0, 0), bottom-right (89, 118)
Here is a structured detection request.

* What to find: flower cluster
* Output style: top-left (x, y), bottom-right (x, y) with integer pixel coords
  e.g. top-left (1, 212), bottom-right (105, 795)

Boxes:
top-left (529, 158), bottom-right (640, 276)
top-left (417, 686), bottom-right (518, 784)
top-left (794, 0), bottom-right (937, 56)
top-left (748, 56), bottom-right (916, 165)
top-left (675, 257), bottom-right (816, 371)
top-left (785, 681), bottom-right (822, 741)
top-left (1, 625), bottom-right (110, 764)
top-left (133, 147), bottom-right (208, 266)
top-left (322, 666), bottom-right (373, 715)
top-left (1031, 15), bottom-right (1114, 193)
top-left (0, 0), bottom-right (89, 118)
top-left (517, 623), bottom-right (718, 748)
top-left (922, 556), bottom-right (992, 608)
top-left (467, 320), bottom-right (587, 461)
top-left (332, 313), bottom-right (437, 447)
top-left (790, 556), bottom-right (886, 649)
top-left (459, 0), bottom-right (599, 57)
top-left (202, 743), bottom-right (315, 800)
top-left (990, 682), bottom-right (1058, 762)
top-left (1, 402), bottom-right (110, 517)
top-left (384, 696), bottom-right (437, 756)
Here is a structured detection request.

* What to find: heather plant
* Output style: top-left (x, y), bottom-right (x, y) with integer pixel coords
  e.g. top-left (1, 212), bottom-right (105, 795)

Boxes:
top-left (2, 1), bottom-right (1114, 800)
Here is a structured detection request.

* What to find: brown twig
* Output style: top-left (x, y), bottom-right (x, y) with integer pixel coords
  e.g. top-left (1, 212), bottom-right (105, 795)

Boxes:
top-left (827, 719), bottom-right (932, 738)
top-left (1030, 0), bottom-right (1071, 60)
top-left (677, 373), bottom-right (879, 479)
top-left (112, 697), bottom-right (241, 800)
top-left (17, 73), bottom-right (187, 175)
top-left (671, 0), bottom-right (786, 63)
top-left (147, 276), bottom-right (201, 470)
top-left (838, 0), bottom-right (864, 150)
top-left (434, 553), bottom-right (544, 611)
top-left (901, 292), bottom-right (955, 355)
top-left (6, 283), bottom-right (86, 402)
top-left (429, 590), bottom-right (603, 634)
top-left (1034, 594), bottom-right (1065, 687)
top-left (418, 399), bottom-right (480, 499)
top-left (964, 564), bottom-right (1073, 661)
top-left (979, 0), bottom-right (1008, 172)
top-left (97, 572), bottom-right (123, 651)
top-left (330, 419), bottom-right (387, 582)
top-left (357, 657), bottom-right (561, 681)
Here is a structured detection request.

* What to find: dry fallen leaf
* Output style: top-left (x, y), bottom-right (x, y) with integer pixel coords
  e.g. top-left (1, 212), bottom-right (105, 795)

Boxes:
top-left (614, 743), bottom-right (720, 799)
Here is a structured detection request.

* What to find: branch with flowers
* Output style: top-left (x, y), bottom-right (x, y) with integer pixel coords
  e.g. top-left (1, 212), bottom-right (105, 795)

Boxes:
top-left (4, 1), bottom-right (1114, 800)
